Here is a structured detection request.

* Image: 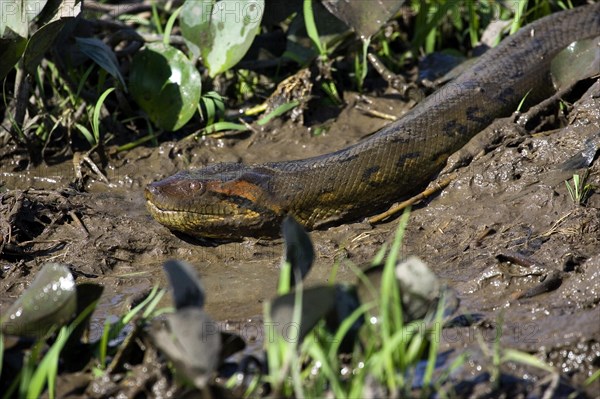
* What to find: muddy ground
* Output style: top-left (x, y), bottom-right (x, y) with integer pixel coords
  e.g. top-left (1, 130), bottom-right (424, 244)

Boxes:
top-left (1, 74), bottom-right (599, 396)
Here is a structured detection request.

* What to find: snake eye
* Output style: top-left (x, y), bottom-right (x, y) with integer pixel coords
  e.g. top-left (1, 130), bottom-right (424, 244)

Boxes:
top-left (188, 181), bottom-right (203, 192)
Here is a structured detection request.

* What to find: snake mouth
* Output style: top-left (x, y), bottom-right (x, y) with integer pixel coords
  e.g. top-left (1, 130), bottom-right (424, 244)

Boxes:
top-left (145, 192), bottom-right (269, 239)
top-left (145, 199), bottom-right (239, 220)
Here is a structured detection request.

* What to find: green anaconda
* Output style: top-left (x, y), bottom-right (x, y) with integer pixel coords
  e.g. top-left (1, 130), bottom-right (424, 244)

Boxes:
top-left (146, 4), bottom-right (600, 239)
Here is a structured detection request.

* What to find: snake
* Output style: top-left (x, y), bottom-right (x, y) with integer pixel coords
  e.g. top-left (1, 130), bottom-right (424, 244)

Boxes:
top-left (145, 3), bottom-right (600, 240)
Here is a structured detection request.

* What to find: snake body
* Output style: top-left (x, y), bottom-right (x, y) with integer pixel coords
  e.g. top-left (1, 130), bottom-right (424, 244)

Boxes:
top-left (146, 4), bottom-right (600, 239)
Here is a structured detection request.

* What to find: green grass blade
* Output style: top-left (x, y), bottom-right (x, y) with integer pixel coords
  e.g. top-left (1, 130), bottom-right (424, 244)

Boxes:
top-left (257, 101), bottom-right (300, 126)
top-left (98, 319), bottom-right (111, 369)
top-left (501, 348), bottom-right (555, 373)
top-left (303, 0), bottom-right (326, 56)
top-left (423, 295), bottom-right (446, 386)
top-left (91, 87), bottom-right (115, 143)
top-left (75, 122), bottom-right (95, 146)
top-left (76, 65), bottom-right (95, 99)
top-left (304, 338), bottom-right (345, 396)
top-left (467, 1), bottom-right (479, 47)
top-left (372, 243), bottom-right (388, 265)
top-left (516, 89), bottom-right (531, 112)
top-left (163, 6), bottom-right (182, 45)
top-left (572, 174), bottom-right (580, 200)
top-left (28, 299), bottom-right (98, 398)
top-left (510, 0), bottom-right (528, 34)
top-left (116, 131), bottom-right (162, 152)
top-left (329, 302), bottom-right (374, 359)
top-left (585, 369), bottom-right (600, 386)
top-left (142, 289), bottom-right (167, 318)
top-left (381, 208), bottom-right (411, 335)
top-left (565, 180), bottom-right (576, 203)
top-left (123, 286), bottom-right (159, 324)
top-left (200, 121), bottom-right (249, 136)
top-left (151, 1), bottom-right (163, 35)
top-left (277, 261), bottom-right (292, 295)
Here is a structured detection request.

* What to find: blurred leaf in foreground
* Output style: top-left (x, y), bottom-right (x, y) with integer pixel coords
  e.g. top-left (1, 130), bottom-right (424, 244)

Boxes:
top-left (1, 263), bottom-right (76, 338)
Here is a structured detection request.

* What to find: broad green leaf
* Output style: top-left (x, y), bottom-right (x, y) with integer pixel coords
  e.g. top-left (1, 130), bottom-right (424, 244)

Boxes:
top-left (0, 36), bottom-right (27, 80)
top-left (551, 38), bottom-right (600, 91)
top-left (76, 37), bottom-right (126, 89)
top-left (23, 18), bottom-right (70, 75)
top-left (180, 0), bottom-right (264, 77)
top-left (0, 0), bottom-right (48, 38)
top-left (321, 0), bottom-right (404, 40)
top-left (129, 42), bottom-right (201, 131)
top-left (36, 0), bottom-right (81, 26)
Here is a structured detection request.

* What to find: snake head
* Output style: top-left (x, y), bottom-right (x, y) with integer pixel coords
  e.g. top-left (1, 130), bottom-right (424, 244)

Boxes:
top-left (145, 164), bottom-right (283, 239)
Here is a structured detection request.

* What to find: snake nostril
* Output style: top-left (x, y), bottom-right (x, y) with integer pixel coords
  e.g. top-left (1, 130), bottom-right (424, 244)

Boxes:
top-left (145, 184), bottom-right (160, 198)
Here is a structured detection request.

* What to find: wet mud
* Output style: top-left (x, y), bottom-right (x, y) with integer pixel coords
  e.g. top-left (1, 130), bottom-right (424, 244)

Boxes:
top-left (1, 77), bottom-right (599, 395)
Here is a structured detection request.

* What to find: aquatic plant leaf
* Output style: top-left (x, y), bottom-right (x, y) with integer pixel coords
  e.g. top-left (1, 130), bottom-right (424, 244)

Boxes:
top-left (23, 18), bottom-right (70, 75)
top-left (282, 215), bottom-right (314, 287)
top-left (0, 0), bottom-right (47, 38)
top-left (180, 0), bottom-right (264, 77)
top-left (321, 0), bottom-right (404, 40)
top-left (0, 0), bottom-right (80, 79)
top-left (76, 37), bottom-right (126, 88)
top-left (551, 38), bottom-right (600, 91)
top-left (270, 285), bottom-right (336, 343)
top-left (163, 259), bottom-right (205, 309)
top-left (0, 36), bottom-right (27, 80)
top-left (129, 42), bottom-right (201, 131)
top-left (1, 263), bottom-right (76, 338)
top-left (150, 308), bottom-right (221, 389)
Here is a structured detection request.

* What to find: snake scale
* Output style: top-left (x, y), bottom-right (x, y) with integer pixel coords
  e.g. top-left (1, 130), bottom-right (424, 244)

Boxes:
top-left (146, 3), bottom-right (600, 239)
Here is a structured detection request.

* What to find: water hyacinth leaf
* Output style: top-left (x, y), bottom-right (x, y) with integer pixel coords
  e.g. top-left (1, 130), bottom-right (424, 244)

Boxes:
top-left (282, 215), bottom-right (314, 287)
top-left (551, 38), bottom-right (600, 91)
top-left (76, 37), bottom-right (126, 88)
top-left (0, 0), bottom-right (48, 38)
top-left (0, 263), bottom-right (76, 337)
top-left (129, 42), bottom-right (201, 131)
top-left (270, 285), bottom-right (336, 343)
top-left (37, 0), bottom-right (81, 25)
top-left (163, 259), bottom-right (205, 309)
top-left (180, 0), bottom-right (264, 77)
top-left (321, 0), bottom-right (404, 40)
top-left (150, 308), bottom-right (221, 389)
